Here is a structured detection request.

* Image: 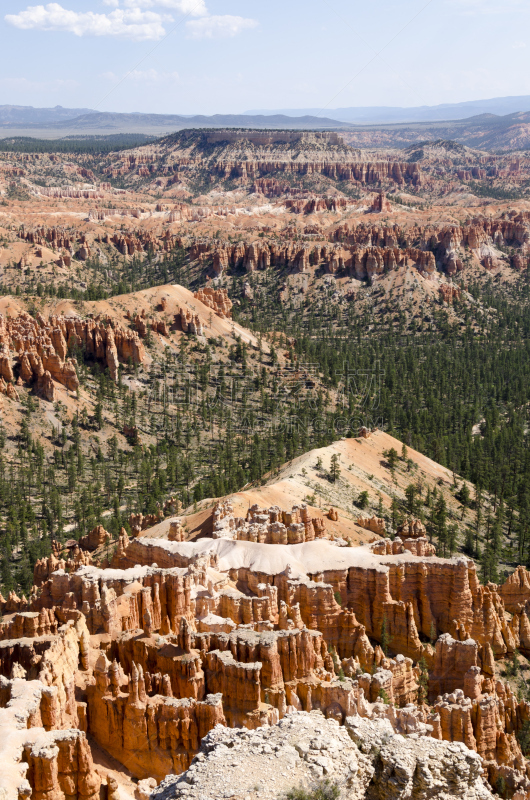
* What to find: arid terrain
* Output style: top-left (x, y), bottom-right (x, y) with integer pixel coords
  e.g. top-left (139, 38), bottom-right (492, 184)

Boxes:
top-left (2, 127), bottom-right (530, 800)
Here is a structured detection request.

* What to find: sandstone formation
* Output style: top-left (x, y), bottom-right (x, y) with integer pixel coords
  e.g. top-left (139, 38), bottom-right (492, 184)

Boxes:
top-left (356, 515), bottom-right (386, 536)
top-left (177, 308), bottom-right (203, 336)
top-left (370, 191), bottom-right (392, 213)
top-left (78, 524), bottom-right (110, 552)
top-left (211, 500), bottom-right (329, 543)
top-left (193, 288), bottom-right (232, 319)
top-left (0, 310), bottom-right (145, 394)
top-left (3, 502), bottom-right (530, 798)
top-left (194, 236), bottom-right (439, 279)
top-left (14, 191), bottom-right (530, 301)
top-left (212, 159), bottom-right (421, 186)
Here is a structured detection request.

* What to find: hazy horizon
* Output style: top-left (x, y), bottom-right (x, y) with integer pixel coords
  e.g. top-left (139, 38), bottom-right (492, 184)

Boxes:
top-left (1, 0), bottom-right (529, 116)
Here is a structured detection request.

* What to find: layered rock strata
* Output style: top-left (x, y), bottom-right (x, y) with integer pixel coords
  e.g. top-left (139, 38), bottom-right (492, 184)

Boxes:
top-left (0, 310), bottom-right (144, 393)
top-left (4, 504), bottom-right (530, 798)
top-left (211, 500), bottom-right (329, 543)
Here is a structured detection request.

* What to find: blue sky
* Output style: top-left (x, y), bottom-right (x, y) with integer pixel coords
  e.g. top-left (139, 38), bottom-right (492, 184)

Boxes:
top-left (1, 0), bottom-right (529, 114)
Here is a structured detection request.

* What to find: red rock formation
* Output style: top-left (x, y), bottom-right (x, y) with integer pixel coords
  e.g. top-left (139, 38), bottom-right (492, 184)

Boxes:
top-left (6, 498), bottom-right (530, 798)
top-left (211, 500), bottom-right (328, 544)
top-left (78, 524), bottom-right (110, 552)
top-left (370, 191), bottom-right (392, 213)
top-left (439, 283), bottom-right (462, 303)
top-left (37, 369), bottom-right (55, 401)
top-left (168, 520), bottom-right (184, 542)
top-left (194, 287), bottom-right (232, 318)
top-left (178, 308), bottom-right (203, 336)
top-left (0, 311), bottom-right (145, 392)
top-left (87, 652), bottom-right (226, 780)
top-left (23, 729), bottom-right (101, 800)
top-left (357, 515), bottom-right (386, 536)
top-left (214, 159), bottom-right (421, 187)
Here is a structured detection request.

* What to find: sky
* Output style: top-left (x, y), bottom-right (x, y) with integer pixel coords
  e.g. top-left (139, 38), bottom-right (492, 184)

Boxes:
top-left (1, 0), bottom-right (530, 115)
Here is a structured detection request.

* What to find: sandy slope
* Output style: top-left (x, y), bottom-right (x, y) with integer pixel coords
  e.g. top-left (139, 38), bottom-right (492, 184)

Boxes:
top-left (0, 283), bottom-right (264, 351)
top-left (143, 430), bottom-right (473, 545)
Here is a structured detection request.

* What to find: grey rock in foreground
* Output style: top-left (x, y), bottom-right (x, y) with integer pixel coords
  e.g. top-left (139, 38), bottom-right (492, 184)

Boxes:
top-left (151, 711), bottom-right (495, 800)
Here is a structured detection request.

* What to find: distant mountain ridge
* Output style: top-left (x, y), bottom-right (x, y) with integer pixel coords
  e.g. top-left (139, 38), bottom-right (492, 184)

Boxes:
top-left (0, 108), bottom-right (350, 132)
top-left (245, 95), bottom-right (530, 124)
top-left (4, 96), bottom-right (530, 131)
top-left (4, 101), bottom-right (530, 150)
top-left (0, 104), bottom-right (94, 125)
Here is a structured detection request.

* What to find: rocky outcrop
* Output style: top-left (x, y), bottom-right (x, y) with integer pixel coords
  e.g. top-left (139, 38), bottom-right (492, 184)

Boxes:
top-left (5, 500), bottom-right (530, 799)
top-left (0, 618), bottom-right (99, 800)
top-left (329, 212), bottom-right (530, 277)
top-left (193, 288), bottom-right (232, 319)
top-left (211, 500), bottom-right (329, 543)
top-left (0, 679), bottom-right (100, 800)
top-left (78, 524), bottom-right (110, 552)
top-left (168, 520), bottom-right (184, 542)
top-left (198, 237), bottom-right (438, 280)
top-left (499, 565), bottom-right (530, 615)
top-left (23, 729), bottom-right (101, 800)
top-left (36, 369), bottom-right (55, 401)
top-left (214, 159), bottom-right (421, 187)
top-left (178, 308), bottom-right (203, 336)
top-left (150, 712), bottom-right (494, 800)
top-left (86, 652), bottom-right (226, 781)
top-left (370, 191), bottom-right (392, 213)
top-left (357, 515), bottom-right (386, 536)
top-left (113, 532), bottom-right (523, 671)
top-left (33, 546), bottom-right (92, 587)
top-left (440, 283), bottom-right (462, 303)
top-left (0, 311), bottom-right (145, 392)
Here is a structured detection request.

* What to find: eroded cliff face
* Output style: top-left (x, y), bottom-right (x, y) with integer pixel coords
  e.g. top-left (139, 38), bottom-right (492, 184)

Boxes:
top-left (185, 211), bottom-right (530, 280)
top-left (3, 503), bottom-right (530, 799)
top-left (0, 309), bottom-right (145, 394)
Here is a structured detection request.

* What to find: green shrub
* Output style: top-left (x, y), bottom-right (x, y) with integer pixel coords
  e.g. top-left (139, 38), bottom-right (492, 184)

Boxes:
top-left (286, 780), bottom-right (340, 800)
top-left (518, 720), bottom-right (530, 755)
top-left (356, 490), bottom-right (369, 509)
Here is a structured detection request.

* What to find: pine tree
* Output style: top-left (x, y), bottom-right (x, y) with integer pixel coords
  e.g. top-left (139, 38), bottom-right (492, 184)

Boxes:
top-left (417, 655), bottom-right (429, 705)
top-left (447, 523), bottom-right (458, 556)
top-left (385, 448), bottom-right (399, 470)
top-left (405, 483), bottom-right (416, 516)
top-left (459, 483), bottom-right (471, 519)
top-left (464, 526), bottom-right (475, 557)
top-left (435, 494), bottom-right (448, 556)
top-left (381, 614), bottom-right (391, 656)
top-left (329, 454), bottom-right (340, 482)
top-left (357, 490), bottom-right (369, 510)
top-left (391, 495), bottom-right (402, 533)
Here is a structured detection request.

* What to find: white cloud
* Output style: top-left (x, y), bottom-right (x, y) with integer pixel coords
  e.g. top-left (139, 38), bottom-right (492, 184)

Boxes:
top-left (122, 0), bottom-right (207, 15)
top-left (512, 41), bottom-right (527, 49)
top-left (185, 14), bottom-right (257, 39)
top-left (5, 3), bottom-right (169, 40)
top-left (5, 2), bottom-right (258, 42)
top-left (102, 68), bottom-right (180, 82)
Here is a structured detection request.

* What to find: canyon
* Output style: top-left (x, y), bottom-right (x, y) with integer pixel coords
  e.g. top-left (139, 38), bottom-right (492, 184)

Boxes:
top-left (1, 132), bottom-right (529, 336)
top-left (2, 125), bottom-right (530, 800)
top-left (3, 482), bottom-right (530, 799)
